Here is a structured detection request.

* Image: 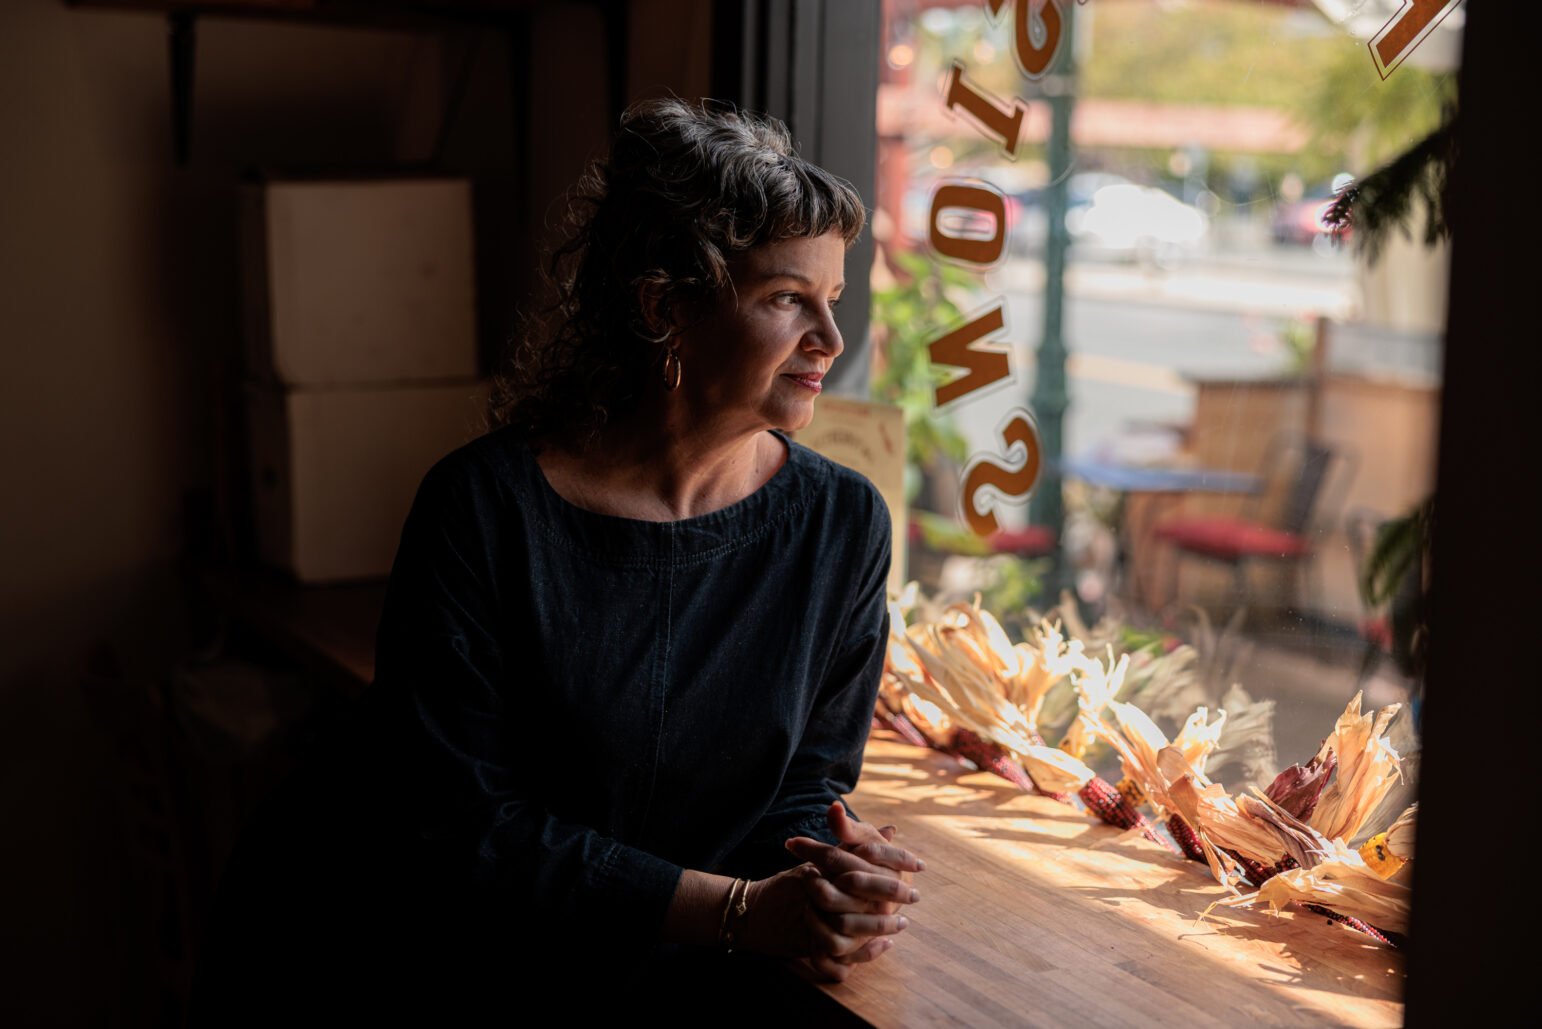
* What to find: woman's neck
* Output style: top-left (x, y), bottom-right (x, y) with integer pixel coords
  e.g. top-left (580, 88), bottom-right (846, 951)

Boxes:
top-left (536, 412), bottom-right (787, 522)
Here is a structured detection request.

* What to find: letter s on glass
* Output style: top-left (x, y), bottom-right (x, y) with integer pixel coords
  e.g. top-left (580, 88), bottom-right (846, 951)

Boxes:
top-left (960, 412), bottom-right (1043, 538)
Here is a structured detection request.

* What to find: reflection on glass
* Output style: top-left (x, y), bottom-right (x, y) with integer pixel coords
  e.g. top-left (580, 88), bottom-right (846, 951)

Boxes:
top-left (870, 0), bottom-right (1456, 978)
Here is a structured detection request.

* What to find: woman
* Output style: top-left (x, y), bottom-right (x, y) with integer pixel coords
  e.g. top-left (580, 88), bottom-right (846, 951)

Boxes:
top-left (190, 98), bottom-right (921, 1022)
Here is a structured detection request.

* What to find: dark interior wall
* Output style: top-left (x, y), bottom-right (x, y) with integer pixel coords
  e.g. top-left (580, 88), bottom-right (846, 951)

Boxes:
top-left (0, 2), bottom-right (520, 1023)
top-left (0, 2), bottom-right (521, 688)
top-left (0, 1), bottom-right (723, 1021)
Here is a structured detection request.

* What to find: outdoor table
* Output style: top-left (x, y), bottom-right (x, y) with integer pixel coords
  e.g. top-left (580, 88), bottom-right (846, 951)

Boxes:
top-left (1058, 455), bottom-right (1263, 611)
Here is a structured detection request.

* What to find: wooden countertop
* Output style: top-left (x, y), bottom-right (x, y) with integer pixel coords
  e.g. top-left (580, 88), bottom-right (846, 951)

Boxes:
top-left (210, 576), bottom-right (1404, 1026)
top-left (821, 733), bottom-right (1405, 1028)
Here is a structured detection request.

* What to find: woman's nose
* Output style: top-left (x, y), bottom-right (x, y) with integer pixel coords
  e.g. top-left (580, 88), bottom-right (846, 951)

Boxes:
top-left (805, 308), bottom-right (844, 359)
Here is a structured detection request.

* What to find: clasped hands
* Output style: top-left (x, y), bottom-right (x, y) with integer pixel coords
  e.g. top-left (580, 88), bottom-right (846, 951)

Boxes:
top-left (740, 801), bottom-right (925, 983)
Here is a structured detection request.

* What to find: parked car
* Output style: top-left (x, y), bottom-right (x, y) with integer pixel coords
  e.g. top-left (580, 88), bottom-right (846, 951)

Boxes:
top-left (1066, 182), bottom-right (1210, 267)
top-left (1272, 176), bottom-right (1355, 246)
top-left (1272, 196), bottom-right (1340, 245)
top-left (1010, 172), bottom-right (1133, 255)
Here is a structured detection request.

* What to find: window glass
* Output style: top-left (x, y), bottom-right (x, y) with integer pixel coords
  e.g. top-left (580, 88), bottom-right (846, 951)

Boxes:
top-left (871, 0), bottom-right (1454, 954)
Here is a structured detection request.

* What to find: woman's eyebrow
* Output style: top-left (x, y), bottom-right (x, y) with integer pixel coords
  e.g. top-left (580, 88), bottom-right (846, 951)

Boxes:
top-left (763, 270), bottom-right (845, 291)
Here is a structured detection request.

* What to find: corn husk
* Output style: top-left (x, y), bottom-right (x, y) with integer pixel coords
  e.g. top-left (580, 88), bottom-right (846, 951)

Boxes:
top-left (1060, 649), bottom-right (1130, 759)
top-left (1263, 751), bottom-right (1337, 822)
top-left (1227, 844), bottom-right (1412, 935)
top-left (1172, 707), bottom-right (1227, 775)
top-left (1017, 744), bottom-right (1096, 795)
top-left (1384, 803), bottom-right (1416, 861)
top-left (1309, 692), bottom-right (1404, 844)
top-left (1014, 621), bottom-right (1086, 731)
top-left (1083, 700), bottom-right (1170, 811)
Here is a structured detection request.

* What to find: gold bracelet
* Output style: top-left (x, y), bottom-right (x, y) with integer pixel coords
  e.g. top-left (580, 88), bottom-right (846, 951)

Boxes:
top-left (716, 878), bottom-right (744, 950)
top-left (719, 877), bottom-right (751, 952)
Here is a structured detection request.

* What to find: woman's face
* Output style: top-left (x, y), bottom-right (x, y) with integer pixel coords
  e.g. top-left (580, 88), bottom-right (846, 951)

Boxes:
top-left (676, 231), bottom-right (847, 434)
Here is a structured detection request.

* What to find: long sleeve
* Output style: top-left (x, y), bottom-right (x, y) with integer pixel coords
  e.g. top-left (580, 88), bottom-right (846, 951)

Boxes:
top-left (723, 503), bottom-right (893, 880)
top-left (370, 459), bottom-right (684, 948)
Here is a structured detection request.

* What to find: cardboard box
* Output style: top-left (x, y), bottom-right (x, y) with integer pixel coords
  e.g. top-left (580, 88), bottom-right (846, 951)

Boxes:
top-left (792, 397), bottom-right (908, 595)
top-left (241, 177), bottom-right (479, 386)
top-left (246, 380), bottom-right (492, 583)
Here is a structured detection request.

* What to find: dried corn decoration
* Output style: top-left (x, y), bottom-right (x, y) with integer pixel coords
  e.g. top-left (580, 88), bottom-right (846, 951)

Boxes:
top-left (880, 597), bottom-right (1169, 842)
top-left (950, 727), bottom-right (1038, 793)
top-left (878, 600), bottom-right (948, 748)
top-left (1015, 743), bottom-right (1170, 847)
top-left (1160, 748), bottom-right (1291, 890)
top-left (1165, 709), bottom-right (1229, 860)
top-left (1219, 841), bottom-right (1412, 937)
top-left (925, 604), bottom-right (1165, 845)
top-left (1359, 803), bottom-right (1416, 879)
top-left (1263, 751), bottom-right (1337, 822)
top-left (873, 703), bottom-right (932, 749)
top-left (882, 600), bottom-right (1056, 788)
top-left (1175, 761), bottom-right (1406, 944)
top-left (876, 587), bottom-right (1417, 948)
top-left (1014, 620), bottom-right (1087, 740)
top-left (1059, 649), bottom-right (1130, 760)
top-left (1084, 702), bottom-right (1229, 863)
top-left (1308, 692), bottom-right (1404, 844)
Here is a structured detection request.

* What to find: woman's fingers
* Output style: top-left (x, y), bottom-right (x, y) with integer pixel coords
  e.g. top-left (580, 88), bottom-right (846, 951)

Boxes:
top-left (806, 869), bottom-right (920, 911)
top-left (786, 835), bottom-right (925, 877)
top-left (846, 839), bottom-right (926, 872)
top-left (803, 903), bottom-right (857, 958)
top-left (822, 911), bottom-right (910, 939)
top-left (825, 802), bottom-right (902, 853)
top-left (833, 935), bottom-right (895, 966)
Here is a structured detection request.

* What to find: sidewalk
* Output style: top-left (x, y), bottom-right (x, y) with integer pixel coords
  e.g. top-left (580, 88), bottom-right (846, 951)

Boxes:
top-left (988, 255), bottom-right (1360, 319)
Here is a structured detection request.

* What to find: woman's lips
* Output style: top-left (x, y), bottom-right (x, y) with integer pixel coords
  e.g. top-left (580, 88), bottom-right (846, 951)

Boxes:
top-left (784, 373), bottom-right (824, 393)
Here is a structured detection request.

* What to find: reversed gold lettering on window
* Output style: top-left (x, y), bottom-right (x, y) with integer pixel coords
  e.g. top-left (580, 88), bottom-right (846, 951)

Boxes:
top-left (928, 182), bottom-right (1009, 267)
top-left (927, 303), bottom-right (1013, 409)
top-left (960, 412), bottom-right (1043, 537)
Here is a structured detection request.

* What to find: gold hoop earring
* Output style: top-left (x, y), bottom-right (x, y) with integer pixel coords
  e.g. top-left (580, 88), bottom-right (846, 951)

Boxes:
top-left (662, 348), bottom-right (682, 391)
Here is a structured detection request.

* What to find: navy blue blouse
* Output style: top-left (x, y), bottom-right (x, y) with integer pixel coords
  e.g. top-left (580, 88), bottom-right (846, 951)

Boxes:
top-left (364, 425), bottom-right (892, 967)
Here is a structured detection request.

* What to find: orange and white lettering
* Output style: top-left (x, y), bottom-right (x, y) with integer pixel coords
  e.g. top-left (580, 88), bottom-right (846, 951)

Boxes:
top-left (1369, 0), bottom-right (1462, 79)
top-left (960, 412), bottom-right (1043, 537)
top-left (928, 182), bottom-right (1009, 267)
top-left (943, 61), bottom-right (1028, 159)
top-left (928, 303), bottom-right (1012, 408)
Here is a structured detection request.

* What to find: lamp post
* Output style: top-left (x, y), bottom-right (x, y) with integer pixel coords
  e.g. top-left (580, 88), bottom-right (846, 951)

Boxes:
top-left (1028, 4), bottom-right (1077, 591)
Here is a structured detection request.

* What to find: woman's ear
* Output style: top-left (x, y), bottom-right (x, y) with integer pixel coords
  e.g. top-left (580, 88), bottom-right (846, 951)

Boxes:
top-left (635, 282), bottom-right (677, 343)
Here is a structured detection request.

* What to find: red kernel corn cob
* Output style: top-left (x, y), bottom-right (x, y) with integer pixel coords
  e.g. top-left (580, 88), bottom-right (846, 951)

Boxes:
top-left (950, 728), bottom-right (1040, 795)
top-left (1078, 775), bottom-right (1179, 853)
top-left (1226, 849), bottom-right (1279, 887)
top-left (875, 706), bottom-right (932, 749)
top-left (1303, 903), bottom-right (1395, 946)
top-left (1166, 812), bottom-right (1206, 862)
